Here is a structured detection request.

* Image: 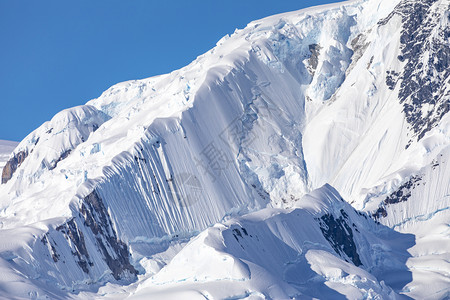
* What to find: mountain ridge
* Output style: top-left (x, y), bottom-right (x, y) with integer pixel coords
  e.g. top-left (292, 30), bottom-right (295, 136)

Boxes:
top-left (0, 0), bottom-right (448, 298)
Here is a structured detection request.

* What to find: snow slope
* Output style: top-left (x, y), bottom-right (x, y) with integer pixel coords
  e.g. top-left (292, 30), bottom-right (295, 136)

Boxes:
top-left (0, 0), bottom-right (448, 298)
top-left (129, 185), bottom-right (411, 299)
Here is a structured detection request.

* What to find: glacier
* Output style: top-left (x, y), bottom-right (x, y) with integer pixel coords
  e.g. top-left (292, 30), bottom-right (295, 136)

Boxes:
top-left (0, 0), bottom-right (449, 298)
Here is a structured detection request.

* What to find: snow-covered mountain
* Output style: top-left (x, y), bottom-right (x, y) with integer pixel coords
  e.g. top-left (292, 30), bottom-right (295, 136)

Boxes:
top-left (0, 0), bottom-right (449, 298)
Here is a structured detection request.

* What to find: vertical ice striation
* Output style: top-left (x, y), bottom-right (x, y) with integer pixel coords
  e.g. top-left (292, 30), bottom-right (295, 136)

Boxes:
top-left (0, 0), bottom-right (448, 298)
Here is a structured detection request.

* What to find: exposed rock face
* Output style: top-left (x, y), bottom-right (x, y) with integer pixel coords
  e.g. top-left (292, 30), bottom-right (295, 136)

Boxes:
top-left (349, 32), bottom-right (370, 71)
top-left (79, 190), bottom-right (137, 280)
top-left (372, 175), bottom-right (422, 219)
top-left (49, 149), bottom-right (72, 170)
top-left (41, 233), bottom-right (60, 263)
top-left (381, 0), bottom-right (450, 145)
top-left (40, 190), bottom-right (137, 282)
top-left (1, 150), bottom-right (27, 184)
top-left (56, 218), bottom-right (93, 274)
top-left (307, 43), bottom-right (322, 75)
top-left (317, 210), bottom-right (363, 266)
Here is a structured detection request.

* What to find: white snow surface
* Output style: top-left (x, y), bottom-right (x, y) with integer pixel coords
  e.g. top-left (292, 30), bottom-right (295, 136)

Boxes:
top-left (0, 0), bottom-right (449, 298)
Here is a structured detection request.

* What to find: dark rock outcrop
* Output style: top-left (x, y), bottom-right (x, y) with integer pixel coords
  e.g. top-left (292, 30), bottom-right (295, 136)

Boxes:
top-left (79, 190), bottom-right (137, 280)
top-left (49, 149), bottom-right (72, 170)
top-left (372, 175), bottom-right (422, 219)
top-left (56, 218), bottom-right (92, 273)
top-left (317, 211), bottom-right (363, 266)
top-left (41, 233), bottom-right (60, 263)
top-left (1, 150), bottom-right (28, 184)
top-left (380, 0), bottom-right (450, 145)
top-left (41, 190), bottom-right (137, 281)
top-left (307, 43), bottom-right (322, 75)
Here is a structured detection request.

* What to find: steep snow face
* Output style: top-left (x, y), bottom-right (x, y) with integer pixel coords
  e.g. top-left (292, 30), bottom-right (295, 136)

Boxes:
top-left (366, 142), bottom-right (450, 299)
top-left (0, 0), bottom-right (448, 298)
top-left (129, 185), bottom-right (412, 299)
top-left (303, 0), bottom-right (449, 209)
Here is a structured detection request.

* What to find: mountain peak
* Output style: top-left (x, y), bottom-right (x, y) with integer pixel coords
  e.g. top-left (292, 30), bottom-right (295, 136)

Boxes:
top-left (0, 0), bottom-right (448, 298)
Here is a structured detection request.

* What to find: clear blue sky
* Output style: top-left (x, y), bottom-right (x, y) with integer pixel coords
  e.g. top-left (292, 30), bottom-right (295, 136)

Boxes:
top-left (0, 0), bottom-right (342, 141)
